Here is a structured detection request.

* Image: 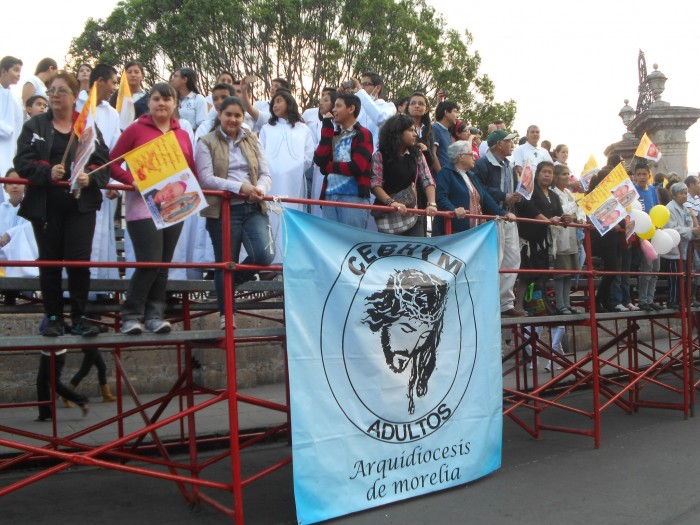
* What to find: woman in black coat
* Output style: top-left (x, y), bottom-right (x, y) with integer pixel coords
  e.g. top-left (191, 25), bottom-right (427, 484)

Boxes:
top-left (14, 71), bottom-right (110, 337)
top-left (514, 161), bottom-right (571, 311)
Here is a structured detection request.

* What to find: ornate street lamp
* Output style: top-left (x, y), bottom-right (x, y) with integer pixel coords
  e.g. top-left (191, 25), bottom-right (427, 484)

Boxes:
top-left (647, 63), bottom-right (667, 104)
top-left (619, 99), bottom-right (635, 127)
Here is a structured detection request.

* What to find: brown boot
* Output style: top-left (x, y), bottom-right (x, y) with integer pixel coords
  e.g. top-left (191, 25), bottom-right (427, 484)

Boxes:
top-left (62, 383), bottom-right (77, 408)
top-left (101, 384), bottom-right (117, 402)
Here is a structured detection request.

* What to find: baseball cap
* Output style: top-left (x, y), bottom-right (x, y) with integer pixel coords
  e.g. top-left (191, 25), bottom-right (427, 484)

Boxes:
top-left (487, 130), bottom-right (517, 147)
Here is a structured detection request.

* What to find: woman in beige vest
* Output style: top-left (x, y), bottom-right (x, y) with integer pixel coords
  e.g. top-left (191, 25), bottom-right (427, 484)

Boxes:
top-left (195, 96), bottom-right (274, 329)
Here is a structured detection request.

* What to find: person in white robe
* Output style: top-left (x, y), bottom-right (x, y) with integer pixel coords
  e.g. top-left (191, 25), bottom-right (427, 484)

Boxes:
top-left (87, 66), bottom-right (122, 286)
top-left (259, 90), bottom-right (314, 264)
top-left (304, 90), bottom-right (338, 217)
top-left (0, 56), bottom-right (24, 200)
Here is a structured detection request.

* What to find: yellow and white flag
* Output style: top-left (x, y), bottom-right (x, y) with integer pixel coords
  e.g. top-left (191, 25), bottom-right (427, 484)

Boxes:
top-left (116, 70), bottom-right (135, 130)
top-left (73, 83), bottom-right (97, 137)
top-left (579, 154), bottom-right (599, 191)
top-left (635, 133), bottom-right (662, 162)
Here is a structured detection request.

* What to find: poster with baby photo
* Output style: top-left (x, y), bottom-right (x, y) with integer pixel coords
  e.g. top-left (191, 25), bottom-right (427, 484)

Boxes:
top-left (610, 178), bottom-right (640, 211)
top-left (589, 196), bottom-right (627, 236)
top-left (142, 169), bottom-right (206, 229)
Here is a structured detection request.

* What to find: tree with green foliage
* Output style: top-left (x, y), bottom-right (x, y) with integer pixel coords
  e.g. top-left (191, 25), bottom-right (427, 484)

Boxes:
top-left (67, 0), bottom-right (516, 131)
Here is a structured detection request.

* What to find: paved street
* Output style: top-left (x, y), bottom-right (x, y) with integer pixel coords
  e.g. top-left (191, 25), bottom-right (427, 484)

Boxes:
top-left (2, 383), bottom-right (700, 524)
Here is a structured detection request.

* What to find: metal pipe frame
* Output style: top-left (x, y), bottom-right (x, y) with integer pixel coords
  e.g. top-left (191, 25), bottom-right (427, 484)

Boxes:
top-left (1, 184), bottom-right (699, 521)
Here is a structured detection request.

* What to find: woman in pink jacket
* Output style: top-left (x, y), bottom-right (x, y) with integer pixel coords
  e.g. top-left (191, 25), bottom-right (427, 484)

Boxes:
top-left (110, 83), bottom-right (197, 335)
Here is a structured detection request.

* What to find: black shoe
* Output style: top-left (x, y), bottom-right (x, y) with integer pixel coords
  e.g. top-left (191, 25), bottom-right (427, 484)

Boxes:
top-left (595, 303), bottom-right (608, 313)
top-left (42, 316), bottom-right (65, 337)
top-left (640, 303), bottom-right (654, 312)
top-left (35, 415), bottom-right (52, 422)
top-left (650, 303), bottom-right (664, 311)
top-left (71, 316), bottom-right (100, 337)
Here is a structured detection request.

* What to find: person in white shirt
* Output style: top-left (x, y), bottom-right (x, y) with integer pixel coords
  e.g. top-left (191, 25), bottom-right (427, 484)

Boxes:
top-left (195, 83), bottom-right (237, 143)
top-left (301, 86), bottom-right (337, 125)
top-left (195, 96), bottom-right (274, 328)
top-left (305, 89), bottom-right (338, 217)
top-left (479, 120), bottom-right (506, 158)
top-left (347, 71), bottom-right (396, 150)
top-left (171, 67), bottom-right (208, 131)
top-left (0, 56), bottom-right (24, 191)
top-left (204, 71), bottom-right (234, 111)
top-left (259, 89), bottom-right (314, 264)
top-left (75, 63), bottom-right (92, 110)
top-left (511, 124), bottom-right (553, 177)
top-left (21, 57), bottom-right (57, 108)
top-left (239, 76), bottom-right (291, 132)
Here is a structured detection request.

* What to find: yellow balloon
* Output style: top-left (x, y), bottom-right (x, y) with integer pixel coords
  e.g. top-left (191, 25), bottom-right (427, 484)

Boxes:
top-left (638, 224), bottom-right (656, 240)
top-left (649, 205), bottom-right (670, 228)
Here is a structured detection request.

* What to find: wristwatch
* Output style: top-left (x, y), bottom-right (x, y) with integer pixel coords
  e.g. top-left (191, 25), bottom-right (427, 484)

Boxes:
top-left (385, 198), bottom-right (395, 206)
top-left (427, 202), bottom-right (437, 207)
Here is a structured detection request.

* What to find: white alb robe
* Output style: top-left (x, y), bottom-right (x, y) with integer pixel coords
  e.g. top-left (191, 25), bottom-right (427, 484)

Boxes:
top-left (259, 119), bottom-right (314, 264)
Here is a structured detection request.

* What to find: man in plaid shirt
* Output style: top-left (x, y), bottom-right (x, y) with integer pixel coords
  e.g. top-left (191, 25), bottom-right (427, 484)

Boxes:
top-left (313, 93), bottom-right (374, 228)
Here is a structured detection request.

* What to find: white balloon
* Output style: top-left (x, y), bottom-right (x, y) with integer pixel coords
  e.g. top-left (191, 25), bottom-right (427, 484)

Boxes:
top-left (629, 209), bottom-right (652, 235)
top-left (650, 229), bottom-right (674, 255)
top-left (629, 199), bottom-right (643, 211)
top-left (664, 228), bottom-right (681, 247)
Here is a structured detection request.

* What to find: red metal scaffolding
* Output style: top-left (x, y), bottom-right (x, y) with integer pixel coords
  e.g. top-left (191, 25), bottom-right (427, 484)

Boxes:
top-left (0, 182), bottom-right (698, 522)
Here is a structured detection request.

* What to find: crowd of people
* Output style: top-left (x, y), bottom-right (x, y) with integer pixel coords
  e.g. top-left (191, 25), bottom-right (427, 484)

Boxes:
top-left (2, 55), bottom-right (700, 412)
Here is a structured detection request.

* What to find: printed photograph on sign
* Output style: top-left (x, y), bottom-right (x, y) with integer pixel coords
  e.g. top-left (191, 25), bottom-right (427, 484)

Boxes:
top-left (589, 196), bottom-right (626, 235)
top-left (610, 178), bottom-right (639, 210)
top-left (70, 124), bottom-right (96, 190)
top-left (516, 163), bottom-right (534, 200)
top-left (141, 169), bottom-right (207, 229)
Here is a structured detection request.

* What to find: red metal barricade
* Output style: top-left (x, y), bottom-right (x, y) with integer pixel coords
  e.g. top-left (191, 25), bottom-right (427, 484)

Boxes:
top-left (0, 175), bottom-right (697, 521)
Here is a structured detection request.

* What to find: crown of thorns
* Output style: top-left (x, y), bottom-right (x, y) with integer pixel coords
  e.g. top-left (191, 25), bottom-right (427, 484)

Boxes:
top-left (391, 269), bottom-right (448, 323)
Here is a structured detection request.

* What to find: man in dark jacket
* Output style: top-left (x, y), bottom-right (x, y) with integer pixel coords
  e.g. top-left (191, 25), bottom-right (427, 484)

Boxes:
top-left (473, 130), bottom-right (525, 317)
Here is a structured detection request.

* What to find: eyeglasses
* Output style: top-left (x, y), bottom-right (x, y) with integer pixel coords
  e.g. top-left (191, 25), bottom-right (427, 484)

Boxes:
top-left (360, 81), bottom-right (374, 87)
top-left (47, 87), bottom-right (72, 97)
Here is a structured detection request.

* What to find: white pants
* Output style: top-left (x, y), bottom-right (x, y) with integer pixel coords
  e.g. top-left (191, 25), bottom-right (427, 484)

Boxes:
top-left (497, 220), bottom-right (521, 312)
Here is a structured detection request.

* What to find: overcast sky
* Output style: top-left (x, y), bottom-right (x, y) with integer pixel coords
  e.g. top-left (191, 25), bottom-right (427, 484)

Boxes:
top-left (6, 0), bottom-right (700, 173)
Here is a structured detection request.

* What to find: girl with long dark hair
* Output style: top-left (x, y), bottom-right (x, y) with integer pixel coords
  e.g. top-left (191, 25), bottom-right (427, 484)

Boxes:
top-left (370, 113), bottom-right (437, 236)
top-left (170, 67), bottom-right (207, 130)
top-left (195, 96), bottom-right (275, 329)
top-left (259, 89), bottom-right (314, 262)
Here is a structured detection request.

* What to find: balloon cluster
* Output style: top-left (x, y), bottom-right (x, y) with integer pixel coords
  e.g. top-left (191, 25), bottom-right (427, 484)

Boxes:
top-left (629, 204), bottom-right (680, 261)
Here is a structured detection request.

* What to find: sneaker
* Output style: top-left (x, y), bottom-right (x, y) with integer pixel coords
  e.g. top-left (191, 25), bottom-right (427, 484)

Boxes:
top-left (121, 319), bottom-right (144, 335)
top-left (626, 303), bottom-right (640, 311)
top-left (71, 316), bottom-right (100, 337)
top-left (42, 316), bottom-right (64, 337)
top-left (612, 304), bottom-right (628, 312)
top-left (145, 318), bottom-right (171, 334)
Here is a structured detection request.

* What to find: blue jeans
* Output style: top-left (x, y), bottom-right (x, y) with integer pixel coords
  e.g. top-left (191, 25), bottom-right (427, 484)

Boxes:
top-left (612, 248), bottom-right (632, 306)
top-left (206, 203), bottom-right (275, 314)
top-left (322, 194), bottom-right (370, 229)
